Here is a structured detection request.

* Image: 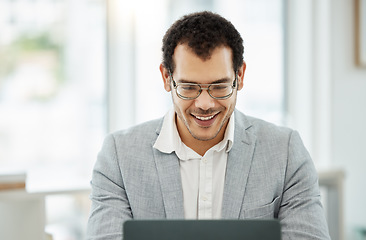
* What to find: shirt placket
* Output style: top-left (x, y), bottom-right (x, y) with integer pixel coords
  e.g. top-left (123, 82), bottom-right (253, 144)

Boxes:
top-left (198, 151), bottom-right (213, 219)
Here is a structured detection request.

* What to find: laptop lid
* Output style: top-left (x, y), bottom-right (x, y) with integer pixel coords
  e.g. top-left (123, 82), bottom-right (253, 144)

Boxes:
top-left (123, 219), bottom-right (281, 240)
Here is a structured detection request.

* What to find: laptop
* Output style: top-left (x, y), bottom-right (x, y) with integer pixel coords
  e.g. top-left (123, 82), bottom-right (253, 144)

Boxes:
top-left (123, 219), bottom-right (281, 240)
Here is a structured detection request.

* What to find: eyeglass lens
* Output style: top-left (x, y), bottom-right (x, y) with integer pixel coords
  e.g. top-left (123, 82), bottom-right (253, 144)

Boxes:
top-left (176, 83), bottom-right (233, 99)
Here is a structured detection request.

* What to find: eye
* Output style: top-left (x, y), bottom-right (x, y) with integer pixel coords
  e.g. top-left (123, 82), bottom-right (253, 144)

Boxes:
top-left (211, 84), bottom-right (229, 90)
top-left (181, 85), bottom-right (198, 91)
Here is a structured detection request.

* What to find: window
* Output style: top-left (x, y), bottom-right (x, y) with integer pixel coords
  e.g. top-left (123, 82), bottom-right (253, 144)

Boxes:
top-left (0, 0), bottom-right (106, 176)
top-left (0, 2), bottom-right (106, 238)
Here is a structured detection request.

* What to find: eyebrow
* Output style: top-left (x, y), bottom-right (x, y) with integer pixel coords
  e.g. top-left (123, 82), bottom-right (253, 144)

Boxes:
top-left (177, 77), bottom-right (232, 84)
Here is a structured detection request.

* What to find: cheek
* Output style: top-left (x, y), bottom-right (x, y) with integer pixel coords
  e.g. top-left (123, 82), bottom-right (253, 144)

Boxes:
top-left (173, 97), bottom-right (192, 113)
top-left (218, 98), bottom-right (235, 110)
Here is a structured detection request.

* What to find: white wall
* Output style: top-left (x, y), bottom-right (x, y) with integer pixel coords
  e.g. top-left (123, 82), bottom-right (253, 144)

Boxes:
top-left (331, 0), bottom-right (366, 239)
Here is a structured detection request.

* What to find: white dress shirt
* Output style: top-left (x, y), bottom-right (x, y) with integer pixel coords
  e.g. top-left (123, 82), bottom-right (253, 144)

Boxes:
top-left (153, 109), bottom-right (235, 219)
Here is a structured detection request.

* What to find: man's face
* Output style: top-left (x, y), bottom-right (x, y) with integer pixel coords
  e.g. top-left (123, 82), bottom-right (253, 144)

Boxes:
top-left (160, 44), bottom-right (245, 145)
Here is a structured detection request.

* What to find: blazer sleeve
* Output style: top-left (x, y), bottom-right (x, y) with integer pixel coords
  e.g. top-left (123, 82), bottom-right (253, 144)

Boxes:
top-left (86, 134), bottom-right (131, 240)
top-left (279, 130), bottom-right (330, 240)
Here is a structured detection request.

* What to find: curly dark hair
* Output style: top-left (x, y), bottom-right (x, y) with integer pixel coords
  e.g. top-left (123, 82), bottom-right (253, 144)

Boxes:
top-left (162, 11), bottom-right (244, 73)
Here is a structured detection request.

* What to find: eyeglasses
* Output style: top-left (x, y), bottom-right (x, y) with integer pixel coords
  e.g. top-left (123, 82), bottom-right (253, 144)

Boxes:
top-left (169, 72), bottom-right (238, 100)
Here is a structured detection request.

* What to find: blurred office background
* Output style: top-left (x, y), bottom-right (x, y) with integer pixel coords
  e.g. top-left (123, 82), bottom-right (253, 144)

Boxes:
top-left (0, 0), bottom-right (365, 239)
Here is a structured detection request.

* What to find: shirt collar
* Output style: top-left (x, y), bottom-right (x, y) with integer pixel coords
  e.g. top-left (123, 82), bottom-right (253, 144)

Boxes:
top-left (153, 108), bottom-right (235, 156)
top-left (153, 108), bottom-right (180, 154)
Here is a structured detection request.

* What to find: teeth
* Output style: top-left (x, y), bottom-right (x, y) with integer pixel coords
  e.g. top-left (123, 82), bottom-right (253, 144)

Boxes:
top-left (195, 115), bottom-right (215, 121)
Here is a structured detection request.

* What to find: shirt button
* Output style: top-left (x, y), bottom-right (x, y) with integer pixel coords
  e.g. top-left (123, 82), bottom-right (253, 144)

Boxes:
top-left (202, 196), bottom-right (208, 201)
top-left (202, 158), bottom-right (207, 163)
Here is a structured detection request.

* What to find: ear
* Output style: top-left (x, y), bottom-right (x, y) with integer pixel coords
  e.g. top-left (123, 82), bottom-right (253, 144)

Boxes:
top-left (160, 63), bottom-right (171, 92)
top-left (236, 61), bottom-right (246, 91)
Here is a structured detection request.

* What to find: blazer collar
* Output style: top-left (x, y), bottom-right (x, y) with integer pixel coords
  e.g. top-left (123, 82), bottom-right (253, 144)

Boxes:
top-left (153, 117), bottom-right (185, 218)
top-left (221, 110), bottom-right (257, 218)
top-left (152, 147), bottom-right (185, 219)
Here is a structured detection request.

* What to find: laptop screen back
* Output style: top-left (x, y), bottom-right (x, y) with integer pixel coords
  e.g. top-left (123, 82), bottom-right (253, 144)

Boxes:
top-left (123, 219), bottom-right (281, 240)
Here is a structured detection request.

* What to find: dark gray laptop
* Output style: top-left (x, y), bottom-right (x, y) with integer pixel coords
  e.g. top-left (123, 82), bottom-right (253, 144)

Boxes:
top-left (123, 219), bottom-right (281, 240)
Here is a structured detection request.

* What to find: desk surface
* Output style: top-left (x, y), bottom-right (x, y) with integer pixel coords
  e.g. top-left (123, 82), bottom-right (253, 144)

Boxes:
top-left (0, 166), bottom-right (91, 199)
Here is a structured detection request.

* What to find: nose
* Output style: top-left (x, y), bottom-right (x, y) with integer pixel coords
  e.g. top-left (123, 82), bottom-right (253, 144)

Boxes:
top-left (194, 89), bottom-right (215, 110)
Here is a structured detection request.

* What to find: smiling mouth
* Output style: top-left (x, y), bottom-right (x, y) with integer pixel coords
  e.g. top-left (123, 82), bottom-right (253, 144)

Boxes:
top-left (194, 115), bottom-right (216, 121)
top-left (191, 112), bottom-right (219, 126)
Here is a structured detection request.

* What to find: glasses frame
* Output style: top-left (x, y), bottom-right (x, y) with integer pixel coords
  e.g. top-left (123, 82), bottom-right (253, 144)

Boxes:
top-left (169, 72), bottom-right (238, 100)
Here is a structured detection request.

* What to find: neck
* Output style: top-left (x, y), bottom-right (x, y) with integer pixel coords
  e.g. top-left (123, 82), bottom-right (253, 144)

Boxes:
top-left (177, 118), bottom-right (227, 157)
top-left (187, 138), bottom-right (221, 156)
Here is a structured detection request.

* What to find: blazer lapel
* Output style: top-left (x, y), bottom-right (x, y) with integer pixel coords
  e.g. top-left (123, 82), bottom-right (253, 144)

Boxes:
top-left (221, 112), bottom-right (257, 219)
top-left (152, 122), bottom-right (184, 219)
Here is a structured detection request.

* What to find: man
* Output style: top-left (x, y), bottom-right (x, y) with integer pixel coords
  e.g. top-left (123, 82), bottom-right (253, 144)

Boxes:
top-left (87, 11), bottom-right (330, 240)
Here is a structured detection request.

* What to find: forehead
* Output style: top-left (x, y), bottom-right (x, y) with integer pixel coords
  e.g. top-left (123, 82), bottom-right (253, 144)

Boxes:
top-left (172, 44), bottom-right (234, 82)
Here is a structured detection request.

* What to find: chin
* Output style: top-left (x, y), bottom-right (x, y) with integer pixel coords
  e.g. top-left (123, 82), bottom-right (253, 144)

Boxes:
top-left (192, 135), bottom-right (216, 142)
top-left (189, 128), bottom-right (221, 142)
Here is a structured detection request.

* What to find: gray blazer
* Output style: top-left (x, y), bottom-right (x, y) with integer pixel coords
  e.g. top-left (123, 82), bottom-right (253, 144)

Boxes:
top-left (86, 110), bottom-right (330, 240)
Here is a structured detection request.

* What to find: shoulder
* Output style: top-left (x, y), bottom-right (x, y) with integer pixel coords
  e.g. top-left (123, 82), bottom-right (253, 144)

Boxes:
top-left (235, 110), bottom-right (310, 165)
top-left (235, 110), bottom-right (293, 141)
top-left (113, 118), bottom-right (162, 137)
top-left (104, 118), bottom-right (163, 148)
